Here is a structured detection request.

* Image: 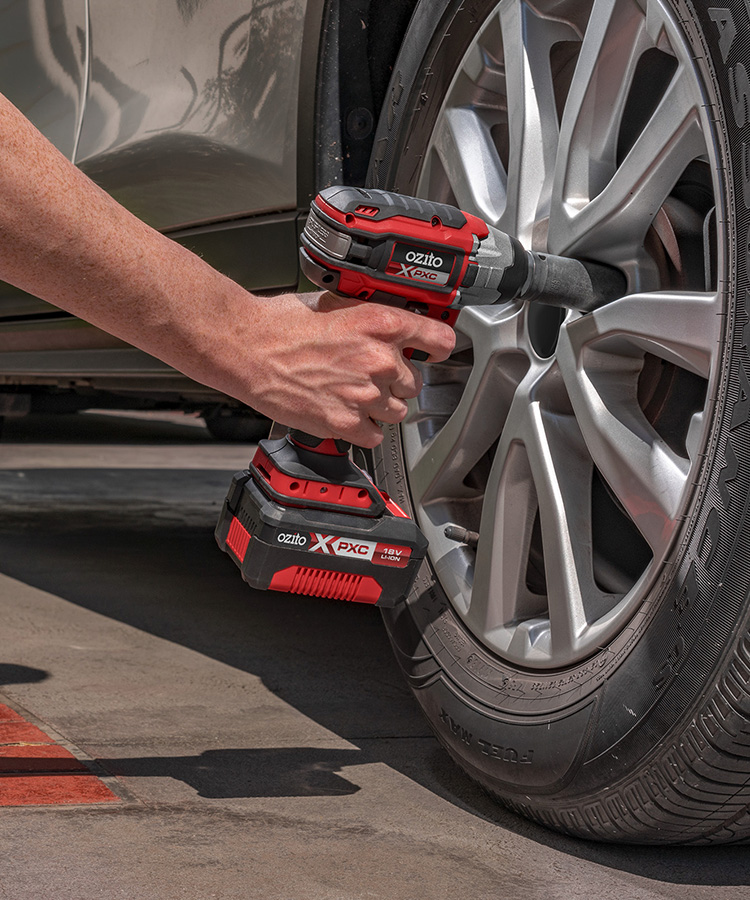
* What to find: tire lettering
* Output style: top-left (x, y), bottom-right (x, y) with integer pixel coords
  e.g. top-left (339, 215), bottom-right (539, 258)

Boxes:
top-left (387, 73), bottom-right (403, 130)
top-left (438, 708), bottom-right (472, 745)
top-left (466, 653), bottom-right (511, 688)
top-left (729, 62), bottom-right (750, 126)
top-left (731, 358), bottom-right (750, 428)
top-left (742, 142), bottom-right (750, 209)
top-left (477, 739), bottom-right (533, 764)
top-left (674, 561), bottom-right (698, 614)
top-left (707, 8), bottom-right (736, 63)
top-left (697, 507), bottom-right (721, 571)
top-left (436, 612), bottom-right (469, 654)
top-left (718, 439), bottom-right (739, 505)
top-left (653, 635), bottom-right (686, 690)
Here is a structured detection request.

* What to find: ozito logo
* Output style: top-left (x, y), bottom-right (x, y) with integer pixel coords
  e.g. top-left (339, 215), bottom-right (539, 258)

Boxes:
top-left (277, 532), bottom-right (308, 547)
top-left (386, 242), bottom-right (457, 287)
top-left (405, 249), bottom-right (444, 268)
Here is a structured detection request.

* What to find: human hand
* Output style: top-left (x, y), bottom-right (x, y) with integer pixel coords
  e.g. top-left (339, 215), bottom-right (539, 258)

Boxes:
top-left (235, 291), bottom-right (456, 447)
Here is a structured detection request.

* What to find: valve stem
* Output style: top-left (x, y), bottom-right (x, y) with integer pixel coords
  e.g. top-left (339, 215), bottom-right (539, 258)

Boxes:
top-left (444, 524), bottom-right (479, 549)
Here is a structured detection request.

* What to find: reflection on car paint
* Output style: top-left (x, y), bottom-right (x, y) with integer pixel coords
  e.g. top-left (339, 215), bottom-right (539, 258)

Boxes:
top-left (75, 0), bottom-right (307, 229)
top-left (0, 0), bottom-right (87, 159)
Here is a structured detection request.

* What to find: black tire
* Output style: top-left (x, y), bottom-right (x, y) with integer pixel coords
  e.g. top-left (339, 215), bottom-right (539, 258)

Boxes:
top-left (203, 408), bottom-right (271, 442)
top-left (368, 0), bottom-right (750, 844)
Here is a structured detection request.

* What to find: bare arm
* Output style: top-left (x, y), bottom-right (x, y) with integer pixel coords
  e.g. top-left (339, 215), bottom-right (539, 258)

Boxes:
top-left (0, 95), bottom-right (455, 447)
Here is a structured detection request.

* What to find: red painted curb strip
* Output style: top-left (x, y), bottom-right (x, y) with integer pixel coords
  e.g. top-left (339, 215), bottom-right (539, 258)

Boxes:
top-left (0, 704), bottom-right (118, 806)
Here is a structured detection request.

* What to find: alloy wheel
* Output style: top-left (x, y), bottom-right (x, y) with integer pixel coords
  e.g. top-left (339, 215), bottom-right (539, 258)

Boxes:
top-left (401, 0), bottom-right (723, 668)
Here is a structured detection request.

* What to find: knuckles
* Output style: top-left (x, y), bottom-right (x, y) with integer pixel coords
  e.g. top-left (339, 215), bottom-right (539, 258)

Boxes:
top-left (349, 302), bottom-right (456, 361)
top-left (362, 305), bottom-right (407, 343)
top-left (363, 345), bottom-right (402, 382)
top-left (432, 324), bottom-right (457, 360)
top-left (357, 383), bottom-right (383, 406)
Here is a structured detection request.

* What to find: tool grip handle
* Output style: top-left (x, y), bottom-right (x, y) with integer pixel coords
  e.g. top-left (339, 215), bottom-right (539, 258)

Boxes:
top-left (288, 429), bottom-right (351, 456)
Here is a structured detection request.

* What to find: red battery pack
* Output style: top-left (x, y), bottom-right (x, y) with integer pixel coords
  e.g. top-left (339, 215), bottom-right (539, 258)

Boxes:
top-left (215, 435), bottom-right (428, 607)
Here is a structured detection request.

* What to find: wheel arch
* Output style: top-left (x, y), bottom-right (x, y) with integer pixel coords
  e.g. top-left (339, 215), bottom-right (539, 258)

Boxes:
top-left (311, 0), bottom-right (422, 195)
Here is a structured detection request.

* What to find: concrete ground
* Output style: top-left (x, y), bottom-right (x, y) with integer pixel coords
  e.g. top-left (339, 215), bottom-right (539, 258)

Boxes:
top-left (0, 411), bottom-right (748, 900)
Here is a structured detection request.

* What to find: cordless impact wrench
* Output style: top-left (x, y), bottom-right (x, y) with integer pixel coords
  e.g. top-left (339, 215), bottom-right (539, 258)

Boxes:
top-left (215, 186), bottom-right (624, 607)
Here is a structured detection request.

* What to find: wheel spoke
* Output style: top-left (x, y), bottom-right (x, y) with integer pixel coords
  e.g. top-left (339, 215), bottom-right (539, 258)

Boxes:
top-left (562, 288), bottom-right (721, 382)
top-left (403, 305), bottom-right (528, 508)
top-left (552, 0), bottom-right (648, 210)
top-left (525, 403), bottom-right (596, 658)
top-left (551, 67), bottom-right (705, 258)
top-left (556, 290), bottom-right (719, 550)
top-left (578, 402), bottom-right (686, 552)
top-left (431, 107), bottom-right (507, 226)
top-left (548, 0), bottom-right (706, 260)
top-left (498, 3), bottom-right (577, 241)
top-left (468, 380), bottom-right (598, 662)
top-left (466, 386), bottom-right (541, 640)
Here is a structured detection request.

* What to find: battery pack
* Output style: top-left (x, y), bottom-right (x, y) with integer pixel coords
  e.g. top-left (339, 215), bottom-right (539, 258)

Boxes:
top-left (215, 437), bottom-right (428, 607)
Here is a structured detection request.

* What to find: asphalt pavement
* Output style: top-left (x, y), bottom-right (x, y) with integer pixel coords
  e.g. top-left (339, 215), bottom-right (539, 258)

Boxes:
top-left (0, 411), bottom-right (748, 900)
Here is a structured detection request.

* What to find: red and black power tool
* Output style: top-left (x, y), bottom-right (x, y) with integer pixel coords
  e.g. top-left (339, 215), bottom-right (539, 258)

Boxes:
top-left (215, 186), bottom-right (623, 607)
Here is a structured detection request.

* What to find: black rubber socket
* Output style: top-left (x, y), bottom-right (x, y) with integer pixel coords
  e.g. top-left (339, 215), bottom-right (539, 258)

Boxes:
top-left (497, 235), bottom-right (530, 300)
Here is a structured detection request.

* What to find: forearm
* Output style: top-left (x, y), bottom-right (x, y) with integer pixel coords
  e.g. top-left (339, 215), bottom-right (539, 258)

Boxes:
top-left (0, 94), bottom-right (257, 387)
